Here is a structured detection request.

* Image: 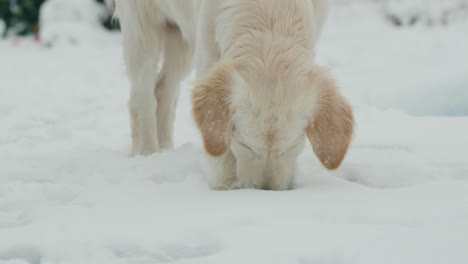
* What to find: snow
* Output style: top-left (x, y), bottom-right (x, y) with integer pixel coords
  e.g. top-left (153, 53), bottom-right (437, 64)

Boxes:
top-left (1, 2), bottom-right (468, 264)
top-left (320, 4), bottom-right (468, 116)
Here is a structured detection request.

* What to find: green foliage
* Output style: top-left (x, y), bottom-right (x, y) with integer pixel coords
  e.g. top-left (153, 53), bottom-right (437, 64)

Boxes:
top-left (0, 0), bottom-right (119, 38)
top-left (96, 0), bottom-right (120, 31)
top-left (0, 0), bottom-right (46, 38)
top-left (100, 13), bottom-right (120, 31)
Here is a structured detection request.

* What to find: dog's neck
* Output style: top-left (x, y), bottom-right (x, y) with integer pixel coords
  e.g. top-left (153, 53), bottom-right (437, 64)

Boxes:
top-left (216, 0), bottom-right (317, 82)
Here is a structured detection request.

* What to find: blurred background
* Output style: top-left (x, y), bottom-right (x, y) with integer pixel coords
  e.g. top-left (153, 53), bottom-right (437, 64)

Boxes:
top-left (0, 0), bottom-right (467, 117)
top-left (0, 0), bottom-right (117, 37)
top-left (1, 0), bottom-right (467, 38)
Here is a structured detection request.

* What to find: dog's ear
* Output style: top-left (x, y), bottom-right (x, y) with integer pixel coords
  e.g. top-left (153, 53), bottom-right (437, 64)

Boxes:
top-left (306, 66), bottom-right (354, 170)
top-left (192, 64), bottom-right (237, 157)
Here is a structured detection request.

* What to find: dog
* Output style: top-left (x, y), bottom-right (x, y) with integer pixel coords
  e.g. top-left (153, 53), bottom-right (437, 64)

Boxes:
top-left (115, 0), bottom-right (354, 190)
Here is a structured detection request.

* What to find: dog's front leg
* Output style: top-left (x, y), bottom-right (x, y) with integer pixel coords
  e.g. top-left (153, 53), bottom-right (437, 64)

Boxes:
top-left (207, 149), bottom-right (239, 190)
top-left (117, 1), bottom-right (163, 156)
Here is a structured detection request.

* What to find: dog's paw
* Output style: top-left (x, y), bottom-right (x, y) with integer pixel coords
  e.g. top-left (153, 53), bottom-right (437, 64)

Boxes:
top-left (209, 177), bottom-right (240, 191)
top-left (130, 144), bottom-right (160, 157)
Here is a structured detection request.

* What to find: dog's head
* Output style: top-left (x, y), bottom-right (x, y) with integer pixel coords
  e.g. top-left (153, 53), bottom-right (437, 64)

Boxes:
top-left (193, 63), bottom-right (354, 190)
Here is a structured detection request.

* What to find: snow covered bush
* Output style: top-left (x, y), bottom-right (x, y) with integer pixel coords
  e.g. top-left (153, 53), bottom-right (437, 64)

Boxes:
top-left (381, 0), bottom-right (427, 26)
top-left (0, 19), bottom-right (4, 34)
top-left (382, 0), bottom-right (468, 27)
top-left (0, 0), bottom-right (46, 38)
top-left (95, 0), bottom-right (119, 30)
top-left (40, 0), bottom-right (113, 46)
top-left (331, 0), bottom-right (468, 27)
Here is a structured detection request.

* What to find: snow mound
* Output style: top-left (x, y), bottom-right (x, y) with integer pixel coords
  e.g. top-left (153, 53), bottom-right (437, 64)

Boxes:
top-left (40, 0), bottom-right (110, 46)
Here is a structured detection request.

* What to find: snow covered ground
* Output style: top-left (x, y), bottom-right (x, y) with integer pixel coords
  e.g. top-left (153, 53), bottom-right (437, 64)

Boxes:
top-left (1, 3), bottom-right (468, 264)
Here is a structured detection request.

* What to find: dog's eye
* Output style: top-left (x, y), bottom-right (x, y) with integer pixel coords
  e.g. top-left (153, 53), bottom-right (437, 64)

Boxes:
top-left (240, 141), bottom-right (256, 154)
top-left (279, 138), bottom-right (303, 157)
top-left (238, 141), bottom-right (261, 157)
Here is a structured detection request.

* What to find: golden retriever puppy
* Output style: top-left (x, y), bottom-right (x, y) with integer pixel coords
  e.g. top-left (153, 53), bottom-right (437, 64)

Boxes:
top-left (115, 0), bottom-right (354, 190)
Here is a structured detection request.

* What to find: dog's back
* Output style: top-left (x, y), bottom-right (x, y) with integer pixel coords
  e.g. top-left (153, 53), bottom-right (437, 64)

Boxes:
top-left (115, 0), bottom-right (200, 46)
top-left (115, 0), bottom-right (326, 57)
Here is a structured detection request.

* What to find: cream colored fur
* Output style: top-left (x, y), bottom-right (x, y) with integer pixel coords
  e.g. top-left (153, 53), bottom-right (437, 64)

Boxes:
top-left (115, 0), bottom-right (354, 190)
